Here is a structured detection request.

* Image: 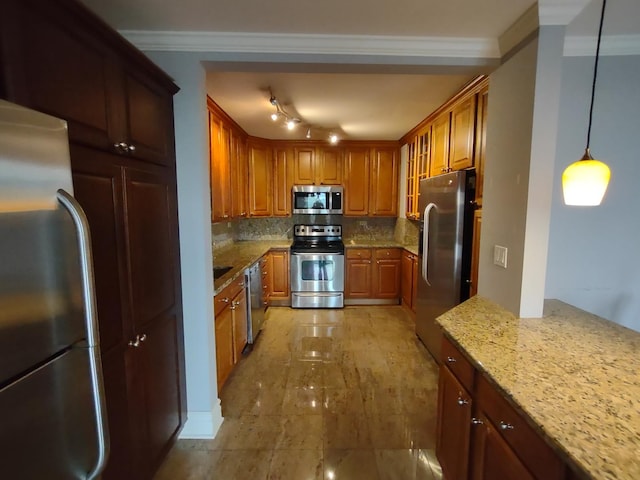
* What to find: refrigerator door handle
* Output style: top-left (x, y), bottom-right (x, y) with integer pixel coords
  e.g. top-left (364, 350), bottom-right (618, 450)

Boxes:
top-left (422, 202), bottom-right (436, 285)
top-left (57, 189), bottom-right (110, 479)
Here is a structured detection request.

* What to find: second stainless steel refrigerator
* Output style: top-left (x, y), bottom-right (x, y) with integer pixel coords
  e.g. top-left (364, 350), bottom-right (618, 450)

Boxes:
top-left (0, 100), bottom-right (108, 478)
top-left (416, 170), bottom-right (476, 362)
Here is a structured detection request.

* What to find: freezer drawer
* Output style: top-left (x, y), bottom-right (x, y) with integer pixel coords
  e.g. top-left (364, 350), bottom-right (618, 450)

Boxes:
top-left (0, 348), bottom-right (101, 479)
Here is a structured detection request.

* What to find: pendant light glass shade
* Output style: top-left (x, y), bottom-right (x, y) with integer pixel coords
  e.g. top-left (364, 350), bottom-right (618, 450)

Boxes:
top-left (562, 149), bottom-right (610, 206)
top-left (561, 0), bottom-right (611, 207)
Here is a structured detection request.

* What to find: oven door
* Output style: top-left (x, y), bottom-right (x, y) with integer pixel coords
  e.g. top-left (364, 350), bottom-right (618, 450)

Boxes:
top-left (290, 252), bottom-right (345, 293)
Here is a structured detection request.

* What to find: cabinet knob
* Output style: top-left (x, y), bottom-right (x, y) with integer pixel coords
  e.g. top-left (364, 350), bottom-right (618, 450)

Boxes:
top-left (128, 335), bottom-right (140, 348)
top-left (456, 396), bottom-right (469, 406)
top-left (376, 260), bottom-right (380, 264)
top-left (446, 356), bottom-right (457, 363)
top-left (139, 333), bottom-right (147, 343)
top-left (441, 167), bottom-right (447, 173)
top-left (499, 421), bottom-right (515, 431)
top-left (127, 144), bottom-right (136, 153)
top-left (220, 297), bottom-right (230, 303)
top-left (386, 251), bottom-right (390, 256)
top-left (471, 418), bottom-right (484, 425)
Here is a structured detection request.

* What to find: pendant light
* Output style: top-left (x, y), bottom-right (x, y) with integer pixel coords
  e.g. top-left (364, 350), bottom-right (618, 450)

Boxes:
top-left (562, 0), bottom-right (611, 206)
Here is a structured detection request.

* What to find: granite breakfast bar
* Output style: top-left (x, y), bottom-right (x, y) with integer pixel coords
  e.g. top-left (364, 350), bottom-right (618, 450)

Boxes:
top-left (436, 295), bottom-right (640, 480)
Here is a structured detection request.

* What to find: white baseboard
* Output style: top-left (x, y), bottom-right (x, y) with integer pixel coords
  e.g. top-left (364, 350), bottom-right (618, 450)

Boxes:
top-left (178, 409), bottom-right (224, 439)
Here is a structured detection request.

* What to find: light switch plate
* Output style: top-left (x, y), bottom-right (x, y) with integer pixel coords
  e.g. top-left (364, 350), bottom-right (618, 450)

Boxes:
top-left (493, 245), bottom-right (508, 268)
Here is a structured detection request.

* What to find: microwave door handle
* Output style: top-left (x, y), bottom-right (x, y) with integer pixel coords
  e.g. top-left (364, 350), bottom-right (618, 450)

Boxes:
top-left (422, 203), bottom-right (436, 286)
top-left (57, 189), bottom-right (110, 479)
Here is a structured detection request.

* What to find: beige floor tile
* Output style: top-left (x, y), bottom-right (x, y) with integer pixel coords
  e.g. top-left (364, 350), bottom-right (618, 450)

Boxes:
top-left (322, 388), bottom-right (365, 415)
top-left (155, 306), bottom-right (442, 479)
top-left (221, 387), bottom-right (286, 417)
top-left (281, 387), bottom-right (324, 415)
top-left (154, 448), bottom-right (221, 480)
top-left (211, 415), bottom-right (281, 450)
top-left (368, 414), bottom-right (430, 449)
top-left (275, 415), bottom-right (323, 450)
top-left (375, 449), bottom-right (440, 480)
top-left (323, 449), bottom-right (381, 480)
top-left (268, 449), bottom-right (323, 480)
top-left (209, 449), bottom-right (273, 479)
top-left (323, 412), bottom-right (373, 449)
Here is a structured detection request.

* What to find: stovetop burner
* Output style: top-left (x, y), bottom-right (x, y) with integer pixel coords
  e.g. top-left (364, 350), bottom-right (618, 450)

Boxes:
top-left (291, 224), bottom-right (344, 254)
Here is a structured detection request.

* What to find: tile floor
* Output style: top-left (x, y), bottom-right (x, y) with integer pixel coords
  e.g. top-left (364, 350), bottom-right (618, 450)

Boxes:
top-left (155, 306), bottom-right (443, 479)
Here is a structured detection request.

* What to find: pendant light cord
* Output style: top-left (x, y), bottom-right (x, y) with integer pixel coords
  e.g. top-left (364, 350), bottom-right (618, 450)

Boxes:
top-left (586, 0), bottom-right (607, 150)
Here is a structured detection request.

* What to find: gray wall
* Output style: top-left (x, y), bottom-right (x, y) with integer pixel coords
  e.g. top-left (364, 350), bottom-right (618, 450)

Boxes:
top-left (479, 27), bottom-right (567, 319)
top-left (477, 38), bottom-right (537, 314)
top-left (145, 52), bottom-right (222, 438)
top-left (545, 54), bottom-right (640, 331)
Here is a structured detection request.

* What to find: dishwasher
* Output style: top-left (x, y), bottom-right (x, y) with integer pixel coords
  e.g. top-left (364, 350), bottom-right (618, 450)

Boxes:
top-left (245, 261), bottom-right (265, 343)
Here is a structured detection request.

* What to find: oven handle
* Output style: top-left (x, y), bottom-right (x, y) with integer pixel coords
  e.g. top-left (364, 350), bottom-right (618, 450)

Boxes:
top-left (290, 252), bottom-right (345, 257)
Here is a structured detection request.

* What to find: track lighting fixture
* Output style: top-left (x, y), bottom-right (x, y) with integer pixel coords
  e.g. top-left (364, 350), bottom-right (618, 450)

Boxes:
top-left (268, 88), bottom-right (339, 143)
top-left (562, 0), bottom-right (611, 206)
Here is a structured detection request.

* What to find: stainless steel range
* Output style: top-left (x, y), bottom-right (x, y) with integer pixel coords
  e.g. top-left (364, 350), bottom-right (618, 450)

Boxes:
top-left (290, 224), bottom-right (345, 308)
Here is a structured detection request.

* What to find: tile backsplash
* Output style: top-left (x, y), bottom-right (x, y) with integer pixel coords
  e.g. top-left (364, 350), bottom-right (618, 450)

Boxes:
top-left (212, 215), bottom-right (419, 246)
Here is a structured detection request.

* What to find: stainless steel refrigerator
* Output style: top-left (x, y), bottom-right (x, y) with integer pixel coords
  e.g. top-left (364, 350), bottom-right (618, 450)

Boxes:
top-left (416, 169), bottom-right (476, 362)
top-left (0, 100), bottom-right (109, 478)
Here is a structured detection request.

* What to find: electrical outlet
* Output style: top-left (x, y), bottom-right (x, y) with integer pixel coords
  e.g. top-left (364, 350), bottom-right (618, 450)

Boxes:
top-left (493, 245), bottom-right (508, 268)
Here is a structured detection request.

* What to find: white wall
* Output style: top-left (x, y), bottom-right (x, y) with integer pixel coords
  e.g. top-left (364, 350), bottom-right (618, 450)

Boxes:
top-left (545, 54), bottom-right (640, 331)
top-left (145, 52), bottom-right (223, 437)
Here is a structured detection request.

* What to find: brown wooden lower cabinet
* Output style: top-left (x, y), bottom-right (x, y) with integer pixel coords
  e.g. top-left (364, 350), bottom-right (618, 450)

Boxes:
top-left (437, 336), bottom-right (569, 480)
top-left (214, 276), bottom-right (248, 391)
top-left (262, 249), bottom-right (290, 306)
top-left (345, 247), bottom-right (401, 303)
top-left (401, 250), bottom-right (419, 311)
top-left (345, 248), bottom-right (373, 298)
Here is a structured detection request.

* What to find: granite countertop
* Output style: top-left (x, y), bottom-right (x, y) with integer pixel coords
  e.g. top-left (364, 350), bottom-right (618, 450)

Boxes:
top-left (345, 239), bottom-right (419, 255)
top-left (436, 295), bottom-right (640, 480)
top-left (212, 240), bottom-right (290, 294)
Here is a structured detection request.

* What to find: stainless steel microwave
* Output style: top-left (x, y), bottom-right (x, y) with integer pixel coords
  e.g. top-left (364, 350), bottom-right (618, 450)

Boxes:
top-left (292, 185), bottom-right (343, 214)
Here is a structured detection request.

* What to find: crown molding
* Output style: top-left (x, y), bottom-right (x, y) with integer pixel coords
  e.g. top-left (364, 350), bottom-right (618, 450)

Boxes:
top-left (564, 34), bottom-right (640, 56)
top-left (119, 30), bottom-right (500, 58)
top-left (538, 0), bottom-right (590, 25)
top-left (498, 4), bottom-right (539, 57)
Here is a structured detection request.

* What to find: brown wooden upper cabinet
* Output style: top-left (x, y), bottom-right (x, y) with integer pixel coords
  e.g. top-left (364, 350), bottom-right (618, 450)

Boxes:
top-left (370, 147), bottom-right (398, 217)
top-left (208, 97), bottom-right (250, 222)
top-left (429, 113), bottom-right (451, 177)
top-left (404, 76), bottom-right (488, 220)
top-left (272, 146), bottom-right (294, 216)
top-left (344, 145), bottom-right (399, 217)
top-left (209, 114), bottom-right (232, 222)
top-left (293, 146), bottom-right (343, 185)
top-left (474, 86), bottom-right (489, 207)
top-left (343, 147), bottom-right (370, 215)
top-left (248, 141), bottom-right (273, 217)
top-left (0, 1), bottom-right (176, 166)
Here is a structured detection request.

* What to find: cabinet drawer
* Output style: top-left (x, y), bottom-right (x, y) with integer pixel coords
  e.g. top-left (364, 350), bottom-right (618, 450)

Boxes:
top-left (214, 275), bottom-right (245, 315)
top-left (374, 248), bottom-right (402, 259)
top-left (441, 336), bottom-right (475, 391)
top-left (346, 248), bottom-right (372, 259)
top-left (476, 374), bottom-right (565, 480)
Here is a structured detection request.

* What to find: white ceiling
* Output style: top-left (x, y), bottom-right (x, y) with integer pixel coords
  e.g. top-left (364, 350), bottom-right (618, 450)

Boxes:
top-left (80, 0), bottom-right (640, 141)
